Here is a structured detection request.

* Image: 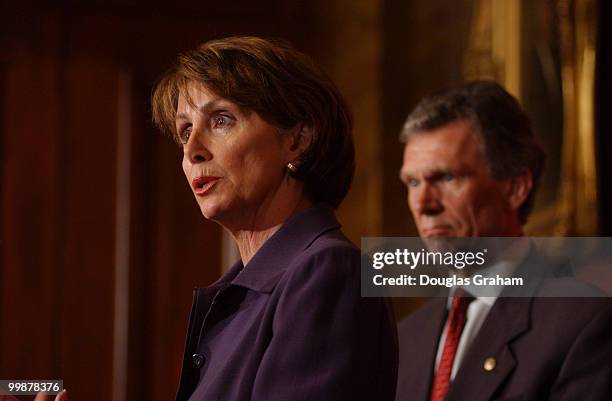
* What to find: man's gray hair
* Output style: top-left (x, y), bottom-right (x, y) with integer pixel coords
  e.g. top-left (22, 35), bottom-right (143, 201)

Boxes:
top-left (399, 80), bottom-right (546, 224)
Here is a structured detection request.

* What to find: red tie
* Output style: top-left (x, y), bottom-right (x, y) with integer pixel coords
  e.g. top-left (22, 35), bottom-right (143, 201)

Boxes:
top-left (429, 290), bottom-right (474, 401)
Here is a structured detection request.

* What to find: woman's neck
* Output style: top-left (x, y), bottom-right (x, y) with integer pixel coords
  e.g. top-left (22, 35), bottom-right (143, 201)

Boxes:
top-left (227, 197), bottom-right (313, 266)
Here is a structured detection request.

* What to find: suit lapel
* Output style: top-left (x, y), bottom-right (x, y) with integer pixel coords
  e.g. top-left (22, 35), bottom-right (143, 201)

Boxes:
top-left (398, 298), bottom-right (448, 401)
top-left (446, 297), bottom-right (532, 401)
top-left (444, 245), bottom-right (560, 401)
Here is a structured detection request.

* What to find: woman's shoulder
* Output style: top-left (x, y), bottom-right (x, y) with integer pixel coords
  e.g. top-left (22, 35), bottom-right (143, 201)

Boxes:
top-left (270, 228), bottom-right (362, 305)
top-left (307, 227), bottom-right (358, 253)
top-left (284, 227), bottom-right (361, 279)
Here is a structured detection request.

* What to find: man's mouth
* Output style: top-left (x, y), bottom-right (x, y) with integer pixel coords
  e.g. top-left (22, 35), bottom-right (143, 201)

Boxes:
top-left (192, 176), bottom-right (220, 196)
top-left (421, 225), bottom-right (453, 237)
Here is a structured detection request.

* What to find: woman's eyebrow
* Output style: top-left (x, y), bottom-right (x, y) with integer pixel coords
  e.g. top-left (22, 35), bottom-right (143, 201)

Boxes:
top-left (175, 99), bottom-right (227, 122)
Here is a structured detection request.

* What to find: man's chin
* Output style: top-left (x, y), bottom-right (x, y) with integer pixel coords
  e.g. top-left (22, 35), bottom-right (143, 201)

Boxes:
top-left (421, 235), bottom-right (476, 253)
top-left (422, 236), bottom-right (454, 253)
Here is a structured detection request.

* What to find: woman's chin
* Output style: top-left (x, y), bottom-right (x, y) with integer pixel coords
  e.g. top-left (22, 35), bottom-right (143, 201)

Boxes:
top-left (198, 202), bottom-right (230, 223)
top-left (198, 203), bottom-right (220, 220)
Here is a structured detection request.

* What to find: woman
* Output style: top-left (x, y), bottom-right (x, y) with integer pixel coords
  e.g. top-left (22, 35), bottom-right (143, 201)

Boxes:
top-left (151, 36), bottom-right (397, 401)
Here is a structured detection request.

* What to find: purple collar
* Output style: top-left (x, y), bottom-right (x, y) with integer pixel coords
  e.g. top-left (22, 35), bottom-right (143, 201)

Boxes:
top-left (209, 203), bottom-right (341, 293)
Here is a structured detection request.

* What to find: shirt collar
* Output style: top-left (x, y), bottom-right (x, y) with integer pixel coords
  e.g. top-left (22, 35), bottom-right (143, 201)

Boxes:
top-left (448, 237), bottom-right (531, 307)
top-left (208, 203), bottom-right (341, 293)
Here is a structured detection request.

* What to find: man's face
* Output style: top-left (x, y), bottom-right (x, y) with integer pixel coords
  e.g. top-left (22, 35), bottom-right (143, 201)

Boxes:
top-left (400, 119), bottom-right (519, 238)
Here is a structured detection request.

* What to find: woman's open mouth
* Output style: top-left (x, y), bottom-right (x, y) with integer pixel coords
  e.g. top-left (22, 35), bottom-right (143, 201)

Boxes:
top-left (192, 176), bottom-right (220, 196)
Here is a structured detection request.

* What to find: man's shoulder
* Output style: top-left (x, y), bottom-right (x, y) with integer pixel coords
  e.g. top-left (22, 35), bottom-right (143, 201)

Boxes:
top-left (528, 294), bottom-right (612, 325)
top-left (535, 275), bottom-right (608, 297)
top-left (397, 298), bottom-right (446, 335)
top-left (528, 257), bottom-right (611, 318)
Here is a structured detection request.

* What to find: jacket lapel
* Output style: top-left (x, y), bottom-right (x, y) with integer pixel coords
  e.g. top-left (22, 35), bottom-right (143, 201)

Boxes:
top-left (446, 297), bottom-right (532, 401)
top-left (398, 298), bottom-right (448, 401)
top-left (175, 260), bottom-right (244, 401)
top-left (440, 245), bottom-right (566, 401)
top-left (175, 283), bottom-right (229, 401)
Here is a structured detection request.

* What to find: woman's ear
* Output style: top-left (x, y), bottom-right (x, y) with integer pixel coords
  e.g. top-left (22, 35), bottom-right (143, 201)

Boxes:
top-left (286, 124), bottom-right (313, 162)
top-left (505, 169), bottom-right (533, 211)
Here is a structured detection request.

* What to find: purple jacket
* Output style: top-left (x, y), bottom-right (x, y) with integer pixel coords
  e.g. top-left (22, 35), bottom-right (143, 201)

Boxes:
top-left (176, 204), bottom-right (398, 401)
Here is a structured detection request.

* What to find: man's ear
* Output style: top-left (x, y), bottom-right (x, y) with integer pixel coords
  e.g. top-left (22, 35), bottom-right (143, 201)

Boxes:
top-left (286, 124), bottom-right (313, 162)
top-left (505, 169), bottom-right (533, 211)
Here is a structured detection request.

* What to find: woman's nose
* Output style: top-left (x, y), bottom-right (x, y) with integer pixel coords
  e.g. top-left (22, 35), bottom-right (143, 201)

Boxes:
top-left (183, 130), bottom-right (212, 164)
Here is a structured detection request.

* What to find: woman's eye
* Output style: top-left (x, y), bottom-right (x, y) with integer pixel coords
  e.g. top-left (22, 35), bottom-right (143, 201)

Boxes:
top-left (179, 126), bottom-right (192, 144)
top-left (211, 114), bottom-right (234, 130)
top-left (443, 173), bottom-right (455, 182)
top-left (408, 179), bottom-right (419, 188)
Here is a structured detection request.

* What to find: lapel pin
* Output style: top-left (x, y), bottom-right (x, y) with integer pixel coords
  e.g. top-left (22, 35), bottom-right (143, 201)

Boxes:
top-left (483, 357), bottom-right (497, 372)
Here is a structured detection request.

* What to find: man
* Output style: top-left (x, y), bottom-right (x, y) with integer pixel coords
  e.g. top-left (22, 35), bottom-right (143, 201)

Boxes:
top-left (396, 81), bottom-right (612, 401)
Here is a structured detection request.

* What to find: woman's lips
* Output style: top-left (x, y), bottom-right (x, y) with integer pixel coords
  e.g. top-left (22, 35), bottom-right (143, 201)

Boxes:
top-left (192, 176), bottom-right (220, 196)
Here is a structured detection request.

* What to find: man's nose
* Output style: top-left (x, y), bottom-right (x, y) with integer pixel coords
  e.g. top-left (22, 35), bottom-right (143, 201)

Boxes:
top-left (410, 183), bottom-right (443, 216)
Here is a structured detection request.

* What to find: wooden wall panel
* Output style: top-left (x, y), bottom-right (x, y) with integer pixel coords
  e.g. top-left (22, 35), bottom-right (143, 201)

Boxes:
top-left (598, 0), bottom-right (612, 234)
top-left (1, 39), bottom-right (62, 380)
top-left (381, 0), bottom-right (473, 318)
top-left (57, 60), bottom-right (119, 401)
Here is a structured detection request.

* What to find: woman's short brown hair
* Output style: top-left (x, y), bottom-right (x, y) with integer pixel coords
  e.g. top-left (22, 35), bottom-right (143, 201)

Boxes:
top-left (151, 36), bottom-right (354, 209)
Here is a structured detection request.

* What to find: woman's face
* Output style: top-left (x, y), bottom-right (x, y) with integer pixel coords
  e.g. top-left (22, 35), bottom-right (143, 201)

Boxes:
top-left (176, 82), bottom-right (295, 226)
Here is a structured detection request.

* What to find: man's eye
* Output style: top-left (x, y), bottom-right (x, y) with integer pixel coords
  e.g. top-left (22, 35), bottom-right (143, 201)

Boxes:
top-left (408, 179), bottom-right (419, 188)
top-left (442, 173), bottom-right (455, 182)
top-left (179, 126), bottom-right (192, 144)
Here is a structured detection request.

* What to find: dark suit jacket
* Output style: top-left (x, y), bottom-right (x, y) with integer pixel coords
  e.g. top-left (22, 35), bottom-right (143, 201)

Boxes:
top-left (396, 251), bottom-right (612, 401)
top-left (176, 204), bottom-right (398, 401)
